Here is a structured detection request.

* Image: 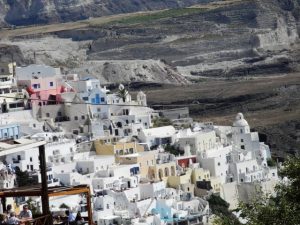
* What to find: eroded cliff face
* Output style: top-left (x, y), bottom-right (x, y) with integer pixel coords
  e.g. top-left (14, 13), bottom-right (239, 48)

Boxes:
top-left (0, 0), bottom-right (299, 83)
top-left (0, 0), bottom-right (218, 26)
top-left (83, 0), bottom-right (300, 77)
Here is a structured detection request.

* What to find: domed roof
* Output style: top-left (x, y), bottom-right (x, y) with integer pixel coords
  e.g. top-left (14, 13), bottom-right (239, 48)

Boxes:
top-left (233, 113), bottom-right (249, 127)
top-left (137, 91), bottom-right (146, 96)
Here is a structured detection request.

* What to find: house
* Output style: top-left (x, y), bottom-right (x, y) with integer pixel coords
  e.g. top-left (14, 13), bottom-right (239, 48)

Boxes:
top-left (175, 128), bottom-right (217, 155)
top-left (0, 124), bottom-right (20, 141)
top-left (92, 164), bottom-right (140, 191)
top-left (0, 62), bottom-right (28, 112)
top-left (138, 126), bottom-right (176, 148)
top-left (16, 65), bottom-right (64, 106)
top-left (167, 168), bottom-right (193, 192)
top-left (118, 151), bottom-right (157, 179)
top-left (148, 153), bottom-right (176, 182)
top-left (175, 155), bottom-right (197, 168)
top-left (108, 104), bottom-right (153, 137)
top-left (33, 103), bottom-right (91, 136)
top-left (0, 163), bottom-right (15, 189)
top-left (67, 78), bottom-right (108, 104)
top-left (94, 141), bottom-right (144, 157)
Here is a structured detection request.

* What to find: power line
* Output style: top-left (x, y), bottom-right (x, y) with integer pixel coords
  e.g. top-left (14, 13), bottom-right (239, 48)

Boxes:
top-left (1, 93), bottom-right (298, 108)
top-left (0, 94), bottom-right (201, 108)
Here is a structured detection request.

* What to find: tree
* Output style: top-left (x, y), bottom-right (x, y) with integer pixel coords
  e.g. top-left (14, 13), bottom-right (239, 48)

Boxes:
top-left (267, 158), bottom-right (276, 167)
top-left (208, 194), bottom-right (241, 225)
top-left (238, 157), bottom-right (300, 225)
top-left (152, 117), bottom-right (172, 127)
top-left (26, 198), bottom-right (42, 217)
top-left (116, 84), bottom-right (128, 102)
top-left (15, 167), bottom-right (38, 187)
top-left (164, 144), bottom-right (184, 156)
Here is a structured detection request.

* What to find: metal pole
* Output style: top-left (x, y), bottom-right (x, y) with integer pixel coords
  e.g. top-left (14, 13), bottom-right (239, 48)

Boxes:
top-left (39, 145), bottom-right (51, 225)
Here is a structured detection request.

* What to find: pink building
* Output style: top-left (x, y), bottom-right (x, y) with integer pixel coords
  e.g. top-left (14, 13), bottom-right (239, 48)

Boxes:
top-left (16, 65), bottom-right (65, 106)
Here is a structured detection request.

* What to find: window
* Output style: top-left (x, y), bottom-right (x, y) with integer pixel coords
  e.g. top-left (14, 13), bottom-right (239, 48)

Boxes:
top-left (82, 97), bottom-right (89, 101)
top-left (217, 162), bottom-right (221, 166)
top-left (17, 155), bottom-right (21, 160)
top-left (30, 157), bottom-right (32, 162)
top-left (74, 116), bottom-right (78, 120)
top-left (70, 147), bottom-right (73, 152)
top-left (97, 108), bottom-right (101, 112)
top-left (241, 145), bottom-right (245, 150)
top-left (240, 129), bottom-right (243, 134)
top-left (30, 165), bottom-right (34, 171)
top-left (32, 84), bottom-right (40, 89)
top-left (241, 139), bottom-right (244, 142)
top-left (81, 115), bottom-right (85, 120)
top-left (49, 82), bottom-right (54, 87)
top-left (240, 179), bottom-right (244, 182)
top-left (101, 97), bottom-right (105, 102)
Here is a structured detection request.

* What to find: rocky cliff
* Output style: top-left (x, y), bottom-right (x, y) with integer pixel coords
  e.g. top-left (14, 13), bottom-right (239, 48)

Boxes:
top-left (0, 0), bottom-right (299, 83)
top-left (0, 0), bottom-right (217, 27)
top-left (85, 0), bottom-right (300, 77)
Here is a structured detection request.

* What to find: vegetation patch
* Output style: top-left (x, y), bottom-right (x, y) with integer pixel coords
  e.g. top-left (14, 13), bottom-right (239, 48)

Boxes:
top-left (113, 8), bottom-right (208, 25)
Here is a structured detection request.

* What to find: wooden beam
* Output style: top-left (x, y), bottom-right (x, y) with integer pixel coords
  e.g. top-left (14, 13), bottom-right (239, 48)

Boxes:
top-left (0, 191), bottom-right (41, 198)
top-left (86, 188), bottom-right (93, 225)
top-left (0, 186), bottom-right (91, 198)
top-left (48, 187), bottom-right (90, 197)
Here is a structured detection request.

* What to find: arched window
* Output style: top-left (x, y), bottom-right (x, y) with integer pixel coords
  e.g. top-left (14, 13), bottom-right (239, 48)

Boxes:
top-left (164, 167), bottom-right (169, 177)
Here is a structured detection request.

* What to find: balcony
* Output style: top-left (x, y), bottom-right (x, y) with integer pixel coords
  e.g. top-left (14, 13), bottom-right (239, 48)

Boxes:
top-left (54, 116), bottom-right (70, 122)
top-left (12, 159), bottom-right (20, 164)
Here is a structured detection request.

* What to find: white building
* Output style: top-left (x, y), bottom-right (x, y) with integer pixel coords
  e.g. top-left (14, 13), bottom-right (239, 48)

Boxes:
top-left (175, 128), bottom-right (217, 155)
top-left (16, 64), bottom-right (61, 80)
top-left (138, 126), bottom-right (176, 148)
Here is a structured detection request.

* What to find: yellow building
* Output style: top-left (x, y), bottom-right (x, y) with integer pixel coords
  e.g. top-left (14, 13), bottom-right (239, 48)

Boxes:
top-left (167, 168), bottom-right (192, 189)
top-left (191, 167), bottom-right (222, 195)
top-left (191, 168), bottom-right (211, 184)
top-left (0, 62), bottom-right (15, 76)
top-left (210, 176), bottom-right (222, 193)
top-left (148, 162), bottom-right (176, 183)
top-left (118, 151), bottom-right (156, 179)
top-left (94, 140), bottom-right (144, 156)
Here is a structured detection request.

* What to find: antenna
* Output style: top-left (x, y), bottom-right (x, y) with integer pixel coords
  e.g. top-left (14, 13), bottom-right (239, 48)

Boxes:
top-left (34, 51), bottom-right (36, 64)
top-left (11, 53), bottom-right (15, 77)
